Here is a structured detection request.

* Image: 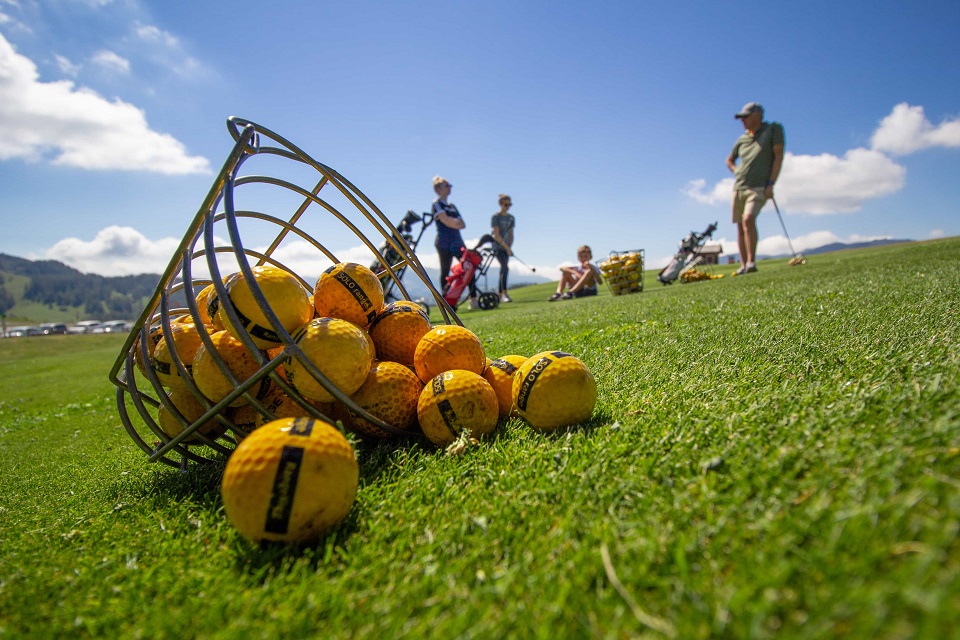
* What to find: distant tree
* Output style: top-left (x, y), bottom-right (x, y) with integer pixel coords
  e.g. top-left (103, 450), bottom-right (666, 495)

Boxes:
top-left (0, 287), bottom-right (13, 315)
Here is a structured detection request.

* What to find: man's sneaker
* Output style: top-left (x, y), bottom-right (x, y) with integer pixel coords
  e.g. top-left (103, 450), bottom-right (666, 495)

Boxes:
top-left (735, 266), bottom-right (748, 275)
top-left (468, 297), bottom-right (478, 310)
top-left (548, 293), bottom-right (562, 302)
top-left (746, 263), bottom-right (758, 273)
top-left (561, 292), bottom-right (574, 300)
top-left (500, 293), bottom-right (512, 303)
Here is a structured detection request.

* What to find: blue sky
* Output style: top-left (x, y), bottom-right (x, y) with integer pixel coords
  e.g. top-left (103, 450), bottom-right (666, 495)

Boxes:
top-left (1, 0), bottom-right (958, 282)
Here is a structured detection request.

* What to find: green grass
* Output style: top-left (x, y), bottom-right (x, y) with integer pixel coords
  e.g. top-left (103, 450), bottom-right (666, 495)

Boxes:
top-left (1, 239), bottom-right (958, 639)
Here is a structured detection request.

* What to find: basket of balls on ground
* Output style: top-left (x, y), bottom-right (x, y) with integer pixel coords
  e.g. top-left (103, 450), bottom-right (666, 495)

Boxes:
top-left (109, 118), bottom-right (597, 544)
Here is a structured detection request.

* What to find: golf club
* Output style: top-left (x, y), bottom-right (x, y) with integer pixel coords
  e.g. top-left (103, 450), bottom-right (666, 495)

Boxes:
top-left (771, 197), bottom-right (806, 266)
top-left (510, 253), bottom-right (536, 272)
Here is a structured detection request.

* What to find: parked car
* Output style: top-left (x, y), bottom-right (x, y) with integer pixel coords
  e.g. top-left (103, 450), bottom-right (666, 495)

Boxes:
top-left (94, 320), bottom-right (131, 334)
top-left (68, 320), bottom-right (102, 334)
top-left (38, 322), bottom-right (69, 335)
top-left (7, 325), bottom-right (41, 337)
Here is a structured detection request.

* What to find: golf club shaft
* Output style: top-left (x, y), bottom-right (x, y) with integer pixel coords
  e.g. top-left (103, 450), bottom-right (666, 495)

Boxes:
top-left (510, 253), bottom-right (536, 272)
top-left (771, 197), bottom-right (798, 258)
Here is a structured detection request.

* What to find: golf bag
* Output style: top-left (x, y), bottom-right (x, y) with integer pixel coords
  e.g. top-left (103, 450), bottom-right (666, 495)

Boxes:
top-left (371, 210), bottom-right (433, 302)
top-left (442, 234), bottom-right (501, 310)
top-left (657, 222), bottom-right (718, 285)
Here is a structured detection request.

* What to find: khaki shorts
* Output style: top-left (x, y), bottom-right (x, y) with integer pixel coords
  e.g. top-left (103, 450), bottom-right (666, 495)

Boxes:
top-left (732, 188), bottom-right (767, 223)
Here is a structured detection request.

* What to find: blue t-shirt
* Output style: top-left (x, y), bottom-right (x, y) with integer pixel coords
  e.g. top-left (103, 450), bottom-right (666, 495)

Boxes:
top-left (433, 199), bottom-right (466, 252)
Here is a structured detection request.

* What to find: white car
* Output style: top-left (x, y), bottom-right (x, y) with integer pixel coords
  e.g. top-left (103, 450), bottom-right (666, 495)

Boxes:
top-left (68, 320), bottom-right (102, 334)
top-left (94, 320), bottom-right (131, 334)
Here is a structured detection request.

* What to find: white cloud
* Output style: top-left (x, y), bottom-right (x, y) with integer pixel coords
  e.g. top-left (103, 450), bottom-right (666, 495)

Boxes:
top-left (54, 54), bottom-right (81, 76)
top-left (91, 49), bottom-right (130, 73)
top-left (44, 226), bottom-right (183, 276)
top-left (686, 148), bottom-right (904, 216)
top-left (0, 33), bottom-right (210, 174)
top-left (871, 103), bottom-right (960, 155)
top-left (683, 177), bottom-right (734, 206)
top-left (135, 23), bottom-right (179, 48)
top-left (132, 21), bottom-right (204, 80)
top-left (685, 102), bottom-right (960, 216)
top-left (929, 229), bottom-right (945, 239)
top-left (775, 148), bottom-right (905, 215)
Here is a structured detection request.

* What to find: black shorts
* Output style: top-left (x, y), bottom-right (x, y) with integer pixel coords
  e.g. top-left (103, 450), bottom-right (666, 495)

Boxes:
top-left (573, 287), bottom-right (598, 299)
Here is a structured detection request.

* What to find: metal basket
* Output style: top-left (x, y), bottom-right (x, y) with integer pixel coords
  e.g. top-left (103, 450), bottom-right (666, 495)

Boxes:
top-left (108, 117), bottom-right (458, 470)
top-left (598, 249), bottom-right (645, 296)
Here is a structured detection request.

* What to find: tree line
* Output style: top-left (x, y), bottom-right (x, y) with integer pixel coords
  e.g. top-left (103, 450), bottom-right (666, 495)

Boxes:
top-left (0, 253), bottom-right (160, 319)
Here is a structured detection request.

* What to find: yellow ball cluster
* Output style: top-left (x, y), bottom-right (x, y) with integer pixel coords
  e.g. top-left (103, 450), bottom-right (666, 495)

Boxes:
top-left (598, 251), bottom-right (644, 295)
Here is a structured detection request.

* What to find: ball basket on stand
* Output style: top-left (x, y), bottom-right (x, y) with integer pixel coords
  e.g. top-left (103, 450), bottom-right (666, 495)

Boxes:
top-left (109, 117), bottom-right (458, 470)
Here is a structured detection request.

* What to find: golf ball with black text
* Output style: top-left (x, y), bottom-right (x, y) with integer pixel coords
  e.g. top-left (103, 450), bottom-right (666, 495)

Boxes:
top-left (513, 351), bottom-right (596, 431)
top-left (221, 417), bottom-right (359, 544)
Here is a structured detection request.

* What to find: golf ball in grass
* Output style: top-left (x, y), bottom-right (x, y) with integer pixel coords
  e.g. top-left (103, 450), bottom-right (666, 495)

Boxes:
top-left (218, 265), bottom-right (313, 349)
top-left (513, 351), bottom-right (596, 431)
top-left (482, 354), bottom-right (528, 418)
top-left (313, 262), bottom-right (385, 329)
top-left (416, 369), bottom-right (499, 446)
top-left (413, 324), bottom-right (486, 383)
top-left (283, 317), bottom-right (374, 404)
top-left (369, 301), bottom-right (432, 366)
top-left (221, 417), bottom-right (359, 544)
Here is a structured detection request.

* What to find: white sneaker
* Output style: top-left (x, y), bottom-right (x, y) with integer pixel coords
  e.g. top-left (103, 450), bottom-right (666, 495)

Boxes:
top-left (500, 292), bottom-right (512, 303)
top-left (468, 297), bottom-right (478, 310)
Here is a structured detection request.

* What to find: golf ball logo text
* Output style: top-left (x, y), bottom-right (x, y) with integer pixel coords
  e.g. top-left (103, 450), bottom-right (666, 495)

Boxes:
top-left (331, 268), bottom-right (376, 319)
top-left (516, 351), bottom-right (570, 410)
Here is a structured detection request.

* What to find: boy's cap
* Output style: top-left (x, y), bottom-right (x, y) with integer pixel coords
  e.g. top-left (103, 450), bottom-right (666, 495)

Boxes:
top-left (432, 175), bottom-right (450, 187)
top-left (735, 102), bottom-right (764, 118)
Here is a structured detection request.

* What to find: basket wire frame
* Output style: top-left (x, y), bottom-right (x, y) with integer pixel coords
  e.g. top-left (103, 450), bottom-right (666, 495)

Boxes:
top-left (109, 117), bottom-right (460, 469)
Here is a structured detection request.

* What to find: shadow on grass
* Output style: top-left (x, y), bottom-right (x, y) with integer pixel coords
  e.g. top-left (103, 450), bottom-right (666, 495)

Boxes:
top-left (136, 458), bottom-right (227, 507)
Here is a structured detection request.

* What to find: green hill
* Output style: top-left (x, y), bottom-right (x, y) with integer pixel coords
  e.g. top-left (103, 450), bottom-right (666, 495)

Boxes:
top-left (0, 253), bottom-right (160, 324)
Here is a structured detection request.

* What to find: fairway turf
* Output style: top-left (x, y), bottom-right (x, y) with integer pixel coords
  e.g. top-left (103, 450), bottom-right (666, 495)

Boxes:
top-left (1, 239), bottom-right (958, 638)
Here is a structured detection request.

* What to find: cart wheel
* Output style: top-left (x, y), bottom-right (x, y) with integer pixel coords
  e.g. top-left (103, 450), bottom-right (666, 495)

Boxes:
top-left (478, 292), bottom-right (500, 310)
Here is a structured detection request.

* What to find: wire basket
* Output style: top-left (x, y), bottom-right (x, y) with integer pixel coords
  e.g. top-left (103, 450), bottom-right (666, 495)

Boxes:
top-left (108, 117), bottom-right (458, 470)
top-left (598, 249), bottom-right (644, 296)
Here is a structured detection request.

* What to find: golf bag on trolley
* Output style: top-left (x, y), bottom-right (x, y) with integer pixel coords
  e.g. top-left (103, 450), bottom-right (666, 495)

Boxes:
top-left (442, 234), bottom-right (501, 310)
top-left (370, 210), bottom-right (434, 302)
top-left (657, 222), bottom-right (718, 285)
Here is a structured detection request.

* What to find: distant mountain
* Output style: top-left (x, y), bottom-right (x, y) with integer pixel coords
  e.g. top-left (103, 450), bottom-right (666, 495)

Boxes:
top-left (754, 238), bottom-right (914, 261)
top-left (800, 239), bottom-right (914, 255)
top-left (0, 253), bottom-right (160, 323)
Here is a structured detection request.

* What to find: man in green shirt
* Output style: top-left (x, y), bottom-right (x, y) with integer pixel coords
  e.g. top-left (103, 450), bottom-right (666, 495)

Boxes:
top-left (726, 102), bottom-right (785, 274)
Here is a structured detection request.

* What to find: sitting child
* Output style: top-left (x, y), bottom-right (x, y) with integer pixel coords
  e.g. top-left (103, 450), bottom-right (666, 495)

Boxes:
top-left (549, 245), bottom-right (603, 301)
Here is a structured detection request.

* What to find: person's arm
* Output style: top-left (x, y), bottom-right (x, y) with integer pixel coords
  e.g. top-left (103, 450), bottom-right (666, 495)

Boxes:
top-left (765, 144), bottom-right (784, 198)
top-left (726, 154), bottom-right (737, 173)
top-left (436, 207), bottom-right (465, 230)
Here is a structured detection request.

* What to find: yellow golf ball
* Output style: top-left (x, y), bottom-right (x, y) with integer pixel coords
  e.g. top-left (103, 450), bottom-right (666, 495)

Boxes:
top-left (284, 317), bottom-right (374, 404)
top-left (482, 354), bottom-right (528, 418)
top-left (313, 262), bottom-right (385, 329)
top-left (513, 351), bottom-right (596, 431)
top-left (218, 264), bottom-right (313, 349)
top-left (221, 417), bottom-right (358, 544)
top-left (417, 369), bottom-right (498, 446)
top-left (343, 360), bottom-right (424, 438)
top-left (369, 301), bottom-right (432, 366)
top-left (413, 324), bottom-right (486, 383)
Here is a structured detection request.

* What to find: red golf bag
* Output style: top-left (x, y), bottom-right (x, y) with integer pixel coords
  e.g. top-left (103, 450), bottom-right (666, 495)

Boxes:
top-left (443, 246), bottom-right (482, 308)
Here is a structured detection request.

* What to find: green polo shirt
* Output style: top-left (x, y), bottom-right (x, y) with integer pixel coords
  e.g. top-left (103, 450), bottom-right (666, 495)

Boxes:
top-left (730, 121), bottom-right (785, 190)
